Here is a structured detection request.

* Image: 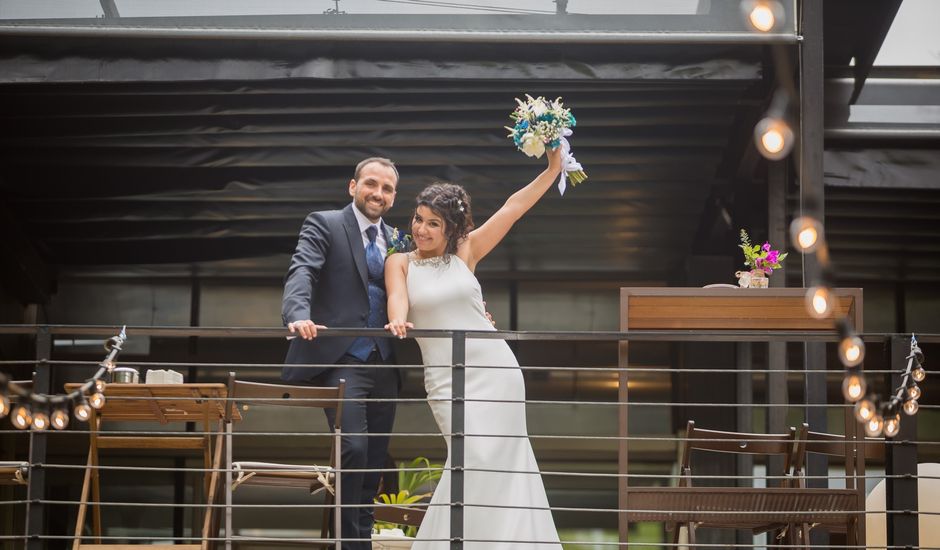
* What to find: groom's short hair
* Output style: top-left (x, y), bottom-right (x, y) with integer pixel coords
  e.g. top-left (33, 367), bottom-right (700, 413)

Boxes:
top-left (354, 157), bottom-right (399, 183)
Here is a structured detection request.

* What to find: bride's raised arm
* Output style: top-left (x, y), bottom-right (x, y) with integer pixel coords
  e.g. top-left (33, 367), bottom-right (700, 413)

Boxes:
top-left (384, 253), bottom-right (413, 338)
top-left (464, 146), bottom-right (562, 270)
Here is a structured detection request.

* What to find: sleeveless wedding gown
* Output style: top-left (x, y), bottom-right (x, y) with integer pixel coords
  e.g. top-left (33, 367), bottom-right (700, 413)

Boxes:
top-left (406, 253), bottom-right (562, 550)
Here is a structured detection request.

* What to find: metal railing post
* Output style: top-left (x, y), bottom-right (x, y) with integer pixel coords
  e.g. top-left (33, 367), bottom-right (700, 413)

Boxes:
top-left (25, 327), bottom-right (51, 550)
top-left (450, 331), bottom-right (465, 550)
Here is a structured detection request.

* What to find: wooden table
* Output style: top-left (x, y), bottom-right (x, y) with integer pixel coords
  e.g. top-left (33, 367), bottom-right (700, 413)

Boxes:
top-left (65, 383), bottom-right (240, 550)
top-left (617, 288), bottom-right (864, 545)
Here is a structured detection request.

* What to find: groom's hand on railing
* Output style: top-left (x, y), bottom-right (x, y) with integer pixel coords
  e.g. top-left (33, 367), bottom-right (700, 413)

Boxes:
top-left (385, 319), bottom-right (414, 339)
top-left (287, 320), bottom-right (327, 340)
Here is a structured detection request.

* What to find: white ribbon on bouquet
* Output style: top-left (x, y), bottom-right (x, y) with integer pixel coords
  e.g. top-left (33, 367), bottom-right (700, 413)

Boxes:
top-left (557, 128), bottom-right (583, 196)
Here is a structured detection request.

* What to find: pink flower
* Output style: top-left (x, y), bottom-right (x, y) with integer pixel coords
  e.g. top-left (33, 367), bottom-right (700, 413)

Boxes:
top-left (766, 250), bottom-right (779, 264)
top-left (762, 242), bottom-right (771, 252)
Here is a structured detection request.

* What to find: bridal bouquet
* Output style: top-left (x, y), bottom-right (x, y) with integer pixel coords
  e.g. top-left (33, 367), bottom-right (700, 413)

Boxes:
top-left (506, 94), bottom-right (587, 195)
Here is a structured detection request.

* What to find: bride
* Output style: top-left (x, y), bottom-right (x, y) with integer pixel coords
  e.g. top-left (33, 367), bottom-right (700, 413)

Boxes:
top-left (384, 147), bottom-right (563, 549)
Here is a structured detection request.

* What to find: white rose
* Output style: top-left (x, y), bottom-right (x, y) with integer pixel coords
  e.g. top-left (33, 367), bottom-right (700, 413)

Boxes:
top-left (520, 133), bottom-right (546, 158)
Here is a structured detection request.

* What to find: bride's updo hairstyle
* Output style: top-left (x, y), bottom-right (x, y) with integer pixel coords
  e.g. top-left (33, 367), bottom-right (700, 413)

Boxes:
top-left (415, 183), bottom-right (474, 255)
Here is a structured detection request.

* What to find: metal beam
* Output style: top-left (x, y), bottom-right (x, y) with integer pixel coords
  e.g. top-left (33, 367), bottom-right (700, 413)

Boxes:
top-left (0, 25), bottom-right (801, 44)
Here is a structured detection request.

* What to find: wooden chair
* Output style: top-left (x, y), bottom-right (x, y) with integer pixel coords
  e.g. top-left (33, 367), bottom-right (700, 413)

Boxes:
top-left (223, 373), bottom-right (345, 549)
top-left (373, 504), bottom-right (425, 529)
top-left (671, 420), bottom-right (802, 547)
top-left (790, 426), bottom-right (883, 547)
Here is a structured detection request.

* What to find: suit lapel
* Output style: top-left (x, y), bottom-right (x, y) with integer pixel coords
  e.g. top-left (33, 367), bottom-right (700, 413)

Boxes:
top-left (381, 221), bottom-right (394, 251)
top-left (342, 205), bottom-right (369, 291)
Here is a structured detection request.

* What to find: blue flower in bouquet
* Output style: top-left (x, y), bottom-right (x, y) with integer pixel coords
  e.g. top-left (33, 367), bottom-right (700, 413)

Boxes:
top-left (386, 227), bottom-right (414, 256)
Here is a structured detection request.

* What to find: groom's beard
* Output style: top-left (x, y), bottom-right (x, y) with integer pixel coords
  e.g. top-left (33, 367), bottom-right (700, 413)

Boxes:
top-left (355, 196), bottom-right (391, 222)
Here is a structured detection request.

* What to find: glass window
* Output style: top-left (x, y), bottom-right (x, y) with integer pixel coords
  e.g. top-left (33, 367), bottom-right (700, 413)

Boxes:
top-left (875, 0), bottom-right (940, 67)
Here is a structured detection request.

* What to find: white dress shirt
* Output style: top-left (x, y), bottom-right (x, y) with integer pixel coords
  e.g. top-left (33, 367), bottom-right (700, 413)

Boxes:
top-left (351, 202), bottom-right (388, 259)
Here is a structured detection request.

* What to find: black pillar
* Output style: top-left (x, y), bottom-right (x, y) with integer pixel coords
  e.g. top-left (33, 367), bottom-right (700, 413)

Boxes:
top-left (886, 336), bottom-right (918, 548)
top-left (25, 327), bottom-right (51, 550)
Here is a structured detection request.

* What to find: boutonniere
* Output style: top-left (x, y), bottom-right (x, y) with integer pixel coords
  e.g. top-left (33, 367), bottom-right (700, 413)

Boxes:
top-left (386, 227), bottom-right (414, 255)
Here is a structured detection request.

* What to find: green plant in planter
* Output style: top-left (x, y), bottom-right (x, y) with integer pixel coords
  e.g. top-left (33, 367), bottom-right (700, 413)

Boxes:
top-left (374, 456), bottom-right (443, 537)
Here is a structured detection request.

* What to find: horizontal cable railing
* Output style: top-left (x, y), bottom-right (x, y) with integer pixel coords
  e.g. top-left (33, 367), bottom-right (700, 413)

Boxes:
top-left (0, 325), bottom-right (936, 549)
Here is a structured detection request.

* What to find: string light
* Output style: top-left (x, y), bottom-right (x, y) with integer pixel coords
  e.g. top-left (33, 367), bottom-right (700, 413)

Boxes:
top-left (74, 400), bottom-right (92, 422)
top-left (31, 409), bottom-right (50, 431)
top-left (838, 334), bottom-right (865, 368)
top-left (805, 286), bottom-right (835, 319)
top-left (912, 365), bottom-right (926, 382)
top-left (854, 398), bottom-right (876, 423)
top-left (51, 408), bottom-right (70, 430)
top-left (860, 335), bottom-right (928, 437)
top-left (865, 414), bottom-right (885, 437)
top-left (754, 116), bottom-right (794, 160)
top-left (741, 0), bottom-right (784, 33)
top-left (841, 371), bottom-right (866, 403)
top-left (1, 328), bottom-right (125, 430)
top-left (790, 216), bottom-right (824, 254)
top-left (835, 318), bottom-right (865, 369)
top-left (89, 391), bottom-right (106, 410)
top-left (12, 404), bottom-right (32, 430)
top-left (883, 413), bottom-right (901, 438)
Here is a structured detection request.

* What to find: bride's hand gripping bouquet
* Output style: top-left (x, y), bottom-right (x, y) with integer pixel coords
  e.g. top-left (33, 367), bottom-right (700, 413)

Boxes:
top-left (505, 94), bottom-right (587, 195)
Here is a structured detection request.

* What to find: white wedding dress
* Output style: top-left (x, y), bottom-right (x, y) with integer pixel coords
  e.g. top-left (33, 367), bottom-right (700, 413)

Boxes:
top-left (406, 253), bottom-right (562, 550)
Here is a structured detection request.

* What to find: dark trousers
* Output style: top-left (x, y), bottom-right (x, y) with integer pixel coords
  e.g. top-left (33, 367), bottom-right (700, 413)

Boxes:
top-left (312, 351), bottom-right (398, 550)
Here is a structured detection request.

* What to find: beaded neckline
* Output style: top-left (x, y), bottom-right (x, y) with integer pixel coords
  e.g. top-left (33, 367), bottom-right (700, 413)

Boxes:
top-left (408, 252), bottom-right (451, 267)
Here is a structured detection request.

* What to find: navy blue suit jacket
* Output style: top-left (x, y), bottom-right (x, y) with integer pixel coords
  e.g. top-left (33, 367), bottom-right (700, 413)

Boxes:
top-left (281, 203), bottom-right (393, 382)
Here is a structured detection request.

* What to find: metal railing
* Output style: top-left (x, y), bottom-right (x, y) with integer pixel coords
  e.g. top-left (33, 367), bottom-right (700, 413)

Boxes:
top-left (0, 324), bottom-right (937, 550)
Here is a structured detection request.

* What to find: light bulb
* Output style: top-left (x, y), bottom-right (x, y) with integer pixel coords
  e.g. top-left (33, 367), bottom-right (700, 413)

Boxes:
top-left (95, 379), bottom-right (106, 393)
top-left (789, 216), bottom-right (824, 253)
top-left (805, 286), bottom-right (835, 319)
top-left (754, 117), bottom-right (794, 160)
top-left (842, 373), bottom-right (866, 402)
top-left (883, 414), bottom-right (901, 438)
top-left (762, 128), bottom-right (784, 152)
top-left (854, 398), bottom-right (876, 423)
top-left (749, 5), bottom-right (775, 31)
top-left (741, 0), bottom-right (784, 32)
top-left (907, 385), bottom-right (922, 401)
top-left (865, 414), bottom-right (884, 437)
top-left (0, 394), bottom-right (9, 418)
top-left (89, 392), bottom-right (106, 410)
top-left (74, 402), bottom-right (92, 422)
top-left (903, 399), bottom-right (919, 416)
top-left (12, 404), bottom-right (32, 430)
top-left (52, 408), bottom-right (70, 430)
top-left (839, 335), bottom-right (865, 368)
top-left (911, 365), bottom-right (926, 383)
top-left (31, 411), bottom-right (50, 431)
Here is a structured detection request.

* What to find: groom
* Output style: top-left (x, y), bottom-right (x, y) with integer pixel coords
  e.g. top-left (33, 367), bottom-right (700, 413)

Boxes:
top-left (282, 157), bottom-right (400, 550)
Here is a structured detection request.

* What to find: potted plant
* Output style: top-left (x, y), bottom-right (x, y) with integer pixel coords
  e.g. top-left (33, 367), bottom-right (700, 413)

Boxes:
top-left (736, 229), bottom-right (787, 288)
top-left (374, 456), bottom-right (443, 538)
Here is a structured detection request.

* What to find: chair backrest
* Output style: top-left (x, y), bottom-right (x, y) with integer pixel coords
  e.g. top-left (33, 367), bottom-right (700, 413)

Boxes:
top-left (680, 420), bottom-right (798, 485)
top-left (225, 372), bottom-right (345, 429)
top-left (373, 504), bottom-right (426, 528)
top-left (792, 426), bottom-right (883, 491)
